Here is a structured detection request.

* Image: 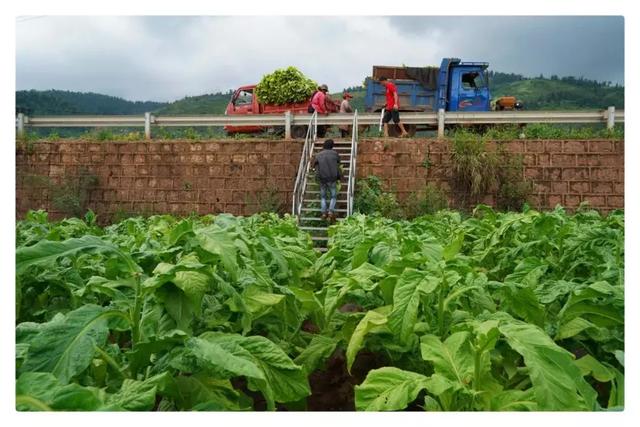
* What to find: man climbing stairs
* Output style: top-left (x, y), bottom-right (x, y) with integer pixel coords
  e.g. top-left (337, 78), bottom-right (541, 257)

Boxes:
top-left (292, 112), bottom-right (358, 252)
top-left (299, 139), bottom-right (353, 250)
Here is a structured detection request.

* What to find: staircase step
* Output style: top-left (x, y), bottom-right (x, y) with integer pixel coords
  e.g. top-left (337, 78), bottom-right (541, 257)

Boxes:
top-left (303, 199), bottom-right (348, 204)
top-left (306, 179), bottom-right (348, 183)
top-left (299, 226), bottom-right (329, 232)
top-left (311, 236), bottom-right (330, 241)
top-left (302, 207), bottom-right (348, 213)
top-left (299, 217), bottom-right (345, 222)
top-left (305, 190), bottom-right (347, 196)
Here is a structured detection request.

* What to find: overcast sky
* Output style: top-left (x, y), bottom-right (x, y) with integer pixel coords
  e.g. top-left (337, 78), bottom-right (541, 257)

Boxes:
top-left (15, 15), bottom-right (624, 102)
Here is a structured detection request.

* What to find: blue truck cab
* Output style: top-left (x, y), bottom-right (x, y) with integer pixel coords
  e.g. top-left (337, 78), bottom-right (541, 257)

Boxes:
top-left (364, 58), bottom-right (491, 114)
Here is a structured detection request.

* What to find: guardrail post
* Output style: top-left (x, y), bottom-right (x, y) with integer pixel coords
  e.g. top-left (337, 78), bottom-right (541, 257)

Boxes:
top-left (284, 111), bottom-right (292, 140)
top-left (144, 112), bottom-right (151, 139)
top-left (607, 106), bottom-right (615, 131)
top-left (437, 108), bottom-right (445, 138)
top-left (16, 113), bottom-right (25, 138)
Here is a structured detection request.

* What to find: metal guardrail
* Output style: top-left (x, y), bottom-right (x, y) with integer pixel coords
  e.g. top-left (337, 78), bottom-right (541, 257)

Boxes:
top-left (16, 107), bottom-right (624, 139)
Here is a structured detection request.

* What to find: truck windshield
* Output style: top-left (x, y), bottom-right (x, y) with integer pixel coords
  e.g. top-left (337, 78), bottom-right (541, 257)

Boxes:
top-left (461, 72), bottom-right (486, 90)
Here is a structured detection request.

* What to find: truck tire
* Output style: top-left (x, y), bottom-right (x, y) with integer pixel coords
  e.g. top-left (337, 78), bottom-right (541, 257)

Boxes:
top-left (387, 125), bottom-right (402, 137)
top-left (405, 124), bottom-right (417, 137)
top-left (292, 125), bottom-right (308, 139)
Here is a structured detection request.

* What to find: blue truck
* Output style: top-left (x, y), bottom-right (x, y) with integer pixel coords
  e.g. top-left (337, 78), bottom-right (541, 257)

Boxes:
top-left (364, 58), bottom-right (520, 135)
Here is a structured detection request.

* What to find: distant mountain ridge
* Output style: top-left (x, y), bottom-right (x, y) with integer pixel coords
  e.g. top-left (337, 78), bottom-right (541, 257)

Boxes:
top-left (16, 89), bottom-right (166, 115)
top-left (16, 72), bottom-right (624, 116)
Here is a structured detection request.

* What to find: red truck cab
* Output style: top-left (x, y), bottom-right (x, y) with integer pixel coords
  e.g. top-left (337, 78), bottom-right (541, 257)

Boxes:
top-left (225, 84), bottom-right (339, 137)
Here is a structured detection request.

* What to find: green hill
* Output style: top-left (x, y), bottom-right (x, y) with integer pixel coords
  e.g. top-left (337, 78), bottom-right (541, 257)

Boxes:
top-left (489, 73), bottom-right (624, 110)
top-left (16, 89), bottom-right (166, 115)
top-left (153, 92), bottom-right (233, 115)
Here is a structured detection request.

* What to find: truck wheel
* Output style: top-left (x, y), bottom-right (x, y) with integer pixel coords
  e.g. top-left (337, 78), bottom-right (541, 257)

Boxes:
top-left (405, 124), bottom-right (417, 137)
top-left (387, 125), bottom-right (402, 137)
top-left (292, 125), bottom-right (308, 139)
top-left (317, 125), bottom-right (328, 138)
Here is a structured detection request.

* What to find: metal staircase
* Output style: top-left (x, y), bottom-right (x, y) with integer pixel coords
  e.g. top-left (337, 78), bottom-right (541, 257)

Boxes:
top-left (292, 111), bottom-right (359, 251)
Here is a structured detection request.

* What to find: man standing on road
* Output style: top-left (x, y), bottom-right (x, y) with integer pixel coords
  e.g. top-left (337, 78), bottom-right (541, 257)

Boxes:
top-left (379, 76), bottom-right (409, 138)
top-left (339, 92), bottom-right (353, 138)
top-left (310, 84), bottom-right (330, 137)
top-left (313, 139), bottom-right (341, 222)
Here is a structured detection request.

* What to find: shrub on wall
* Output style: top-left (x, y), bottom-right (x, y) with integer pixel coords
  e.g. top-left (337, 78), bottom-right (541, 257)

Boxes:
top-left (403, 184), bottom-right (450, 218)
top-left (449, 130), bottom-right (532, 211)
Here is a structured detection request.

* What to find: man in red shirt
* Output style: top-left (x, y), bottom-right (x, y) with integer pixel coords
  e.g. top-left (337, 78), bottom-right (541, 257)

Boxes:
top-left (379, 77), bottom-right (409, 138)
top-left (310, 84), bottom-right (330, 136)
top-left (311, 84), bottom-right (329, 114)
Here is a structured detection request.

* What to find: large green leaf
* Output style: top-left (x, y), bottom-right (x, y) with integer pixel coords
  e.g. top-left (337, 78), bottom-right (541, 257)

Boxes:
top-left (16, 235), bottom-right (139, 275)
top-left (499, 321), bottom-right (598, 410)
top-left (169, 374), bottom-right (249, 410)
top-left (197, 227), bottom-right (239, 281)
top-left (575, 355), bottom-right (615, 383)
top-left (443, 231), bottom-right (464, 261)
top-left (420, 332), bottom-right (474, 387)
top-left (108, 372), bottom-right (171, 411)
top-left (495, 282), bottom-right (544, 327)
top-left (294, 335), bottom-right (339, 375)
top-left (355, 367), bottom-right (429, 411)
top-left (186, 336), bottom-right (264, 380)
top-left (558, 281), bottom-right (624, 328)
top-left (345, 262), bottom-right (387, 291)
top-left (346, 307), bottom-right (390, 373)
top-left (186, 333), bottom-right (310, 410)
top-left (16, 372), bottom-right (109, 411)
top-left (489, 389), bottom-right (537, 411)
top-left (388, 269), bottom-right (438, 344)
top-left (18, 305), bottom-right (127, 384)
top-left (172, 271), bottom-right (211, 311)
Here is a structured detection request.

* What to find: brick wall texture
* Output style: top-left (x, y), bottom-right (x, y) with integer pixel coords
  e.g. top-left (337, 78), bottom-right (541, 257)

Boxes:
top-left (357, 138), bottom-right (624, 213)
top-left (16, 138), bottom-right (624, 221)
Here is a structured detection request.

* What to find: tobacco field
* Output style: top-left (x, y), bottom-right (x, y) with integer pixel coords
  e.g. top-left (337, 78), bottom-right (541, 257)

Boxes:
top-left (15, 206), bottom-right (624, 411)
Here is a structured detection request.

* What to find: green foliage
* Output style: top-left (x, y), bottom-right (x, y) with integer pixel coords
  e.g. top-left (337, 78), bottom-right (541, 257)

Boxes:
top-left (16, 212), bottom-right (318, 410)
top-left (255, 67), bottom-right (317, 105)
top-left (319, 207), bottom-right (623, 411)
top-left (495, 153), bottom-right (533, 211)
top-left (15, 206), bottom-right (624, 411)
top-left (403, 184), bottom-right (449, 218)
top-left (354, 176), bottom-right (402, 219)
top-left (475, 123), bottom-right (624, 140)
top-left (449, 131), bottom-right (532, 211)
top-left (246, 186), bottom-right (286, 215)
top-left (450, 131), bottom-right (498, 207)
top-left (50, 168), bottom-right (99, 217)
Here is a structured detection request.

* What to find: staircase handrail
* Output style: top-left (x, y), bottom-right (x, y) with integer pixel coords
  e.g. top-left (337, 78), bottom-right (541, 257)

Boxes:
top-left (292, 111), bottom-right (318, 217)
top-left (347, 110), bottom-right (358, 216)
